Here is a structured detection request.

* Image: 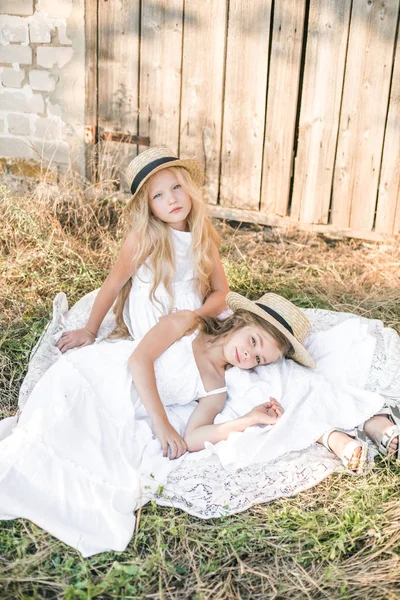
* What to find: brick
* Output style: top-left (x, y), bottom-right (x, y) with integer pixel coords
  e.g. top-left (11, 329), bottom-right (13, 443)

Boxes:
top-left (28, 92), bottom-right (45, 114)
top-left (8, 113), bottom-right (31, 135)
top-left (0, 44), bottom-right (32, 65)
top-left (34, 116), bottom-right (60, 139)
top-left (1, 67), bottom-right (25, 88)
top-left (36, 46), bottom-right (73, 69)
top-left (29, 69), bottom-right (56, 92)
top-left (29, 14), bottom-right (52, 44)
top-left (36, 0), bottom-right (72, 19)
top-left (46, 98), bottom-right (62, 117)
top-left (0, 88), bottom-right (44, 114)
top-left (0, 1), bottom-right (34, 17)
top-left (0, 89), bottom-right (27, 112)
top-left (33, 140), bottom-right (70, 165)
top-left (57, 23), bottom-right (72, 45)
top-left (0, 136), bottom-right (34, 159)
top-left (0, 16), bottom-right (29, 44)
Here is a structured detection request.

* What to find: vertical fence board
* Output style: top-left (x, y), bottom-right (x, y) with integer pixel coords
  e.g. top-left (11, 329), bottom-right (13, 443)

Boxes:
top-left (331, 0), bottom-right (399, 230)
top-left (375, 31), bottom-right (400, 234)
top-left (98, 0), bottom-right (140, 189)
top-left (219, 0), bottom-right (271, 210)
top-left (87, 0), bottom-right (400, 240)
top-left (139, 0), bottom-right (184, 154)
top-left (85, 0), bottom-right (98, 181)
top-left (261, 0), bottom-right (306, 217)
top-left (179, 0), bottom-right (227, 204)
top-left (290, 0), bottom-right (350, 224)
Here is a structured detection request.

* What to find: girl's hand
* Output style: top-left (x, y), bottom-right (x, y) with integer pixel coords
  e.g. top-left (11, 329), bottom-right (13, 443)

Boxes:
top-left (153, 419), bottom-right (187, 460)
top-left (248, 397), bottom-right (284, 426)
top-left (56, 327), bottom-right (96, 353)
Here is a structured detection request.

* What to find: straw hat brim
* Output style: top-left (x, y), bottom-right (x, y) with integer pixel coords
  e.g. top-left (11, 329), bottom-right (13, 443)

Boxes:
top-left (227, 292), bottom-right (316, 368)
top-left (128, 158), bottom-right (204, 202)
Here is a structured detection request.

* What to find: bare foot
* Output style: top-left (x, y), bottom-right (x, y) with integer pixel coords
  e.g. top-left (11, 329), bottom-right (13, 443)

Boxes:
top-left (319, 430), bottom-right (363, 471)
top-left (364, 415), bottom-right (399, 456)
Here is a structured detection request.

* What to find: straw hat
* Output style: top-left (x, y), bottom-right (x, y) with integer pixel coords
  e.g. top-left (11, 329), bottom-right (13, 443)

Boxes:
top-left (227, 291), bottom-right (316, 368)
top-left (126, 146), bottom-right (204, 200)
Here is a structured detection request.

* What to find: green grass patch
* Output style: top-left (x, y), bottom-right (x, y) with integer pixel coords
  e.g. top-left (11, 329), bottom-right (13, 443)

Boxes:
top-left (1, 177), bottom-right (400, 598)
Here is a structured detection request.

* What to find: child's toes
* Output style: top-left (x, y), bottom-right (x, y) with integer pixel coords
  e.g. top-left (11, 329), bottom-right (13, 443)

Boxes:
top-left (388, 436), bottom-right (399, 454)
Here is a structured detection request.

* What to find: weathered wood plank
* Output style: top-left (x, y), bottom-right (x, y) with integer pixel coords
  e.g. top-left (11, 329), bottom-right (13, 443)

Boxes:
top-left (139, 0), bottom-right (184, 155)
top-left (375, 29), bottom-right (400, 234)
top-left (290, 0), bottom-right (351, 224)
top-left (208, 205), bottom-right (392, 242)
top-left (331, 0), bottom-right (399, 230)
top-left (85, 0), bottom-right (98, 181)
top-left (219, 0), bottom-right (271, 210)
top-left (261, 0), bottom-right (306, 217)
top-left (179, 0), bottom-right (227, 204)
top-left (98, 0), bottom-right (140, 190)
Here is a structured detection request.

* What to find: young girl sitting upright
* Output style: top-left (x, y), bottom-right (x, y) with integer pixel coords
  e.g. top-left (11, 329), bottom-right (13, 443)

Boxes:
top-left (57, 146), bottom-right (229, 352)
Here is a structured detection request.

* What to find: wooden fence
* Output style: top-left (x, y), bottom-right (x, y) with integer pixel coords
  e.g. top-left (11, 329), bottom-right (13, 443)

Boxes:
top-left (86, 0), bottom-right (400, 240)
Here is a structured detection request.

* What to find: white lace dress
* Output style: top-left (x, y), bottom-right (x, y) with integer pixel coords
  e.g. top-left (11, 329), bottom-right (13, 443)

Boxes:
top-left (0, 332), bottom-right (225, 557)
top-left (124, 227), bottom-right (202, 338)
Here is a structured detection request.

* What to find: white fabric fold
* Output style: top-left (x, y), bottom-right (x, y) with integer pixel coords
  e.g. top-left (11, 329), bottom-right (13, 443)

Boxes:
top-left (200, 359), bottom-right (384, 470)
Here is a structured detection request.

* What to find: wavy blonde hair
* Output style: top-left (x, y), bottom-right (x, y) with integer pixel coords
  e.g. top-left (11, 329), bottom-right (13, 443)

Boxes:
top-left (112, 166), bottom-right (220, 338)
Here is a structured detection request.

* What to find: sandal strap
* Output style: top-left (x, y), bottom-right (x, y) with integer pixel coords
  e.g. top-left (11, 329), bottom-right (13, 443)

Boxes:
top-left (342, 439), bottom-right (368, 475)
top-left (379, 425), bottom-right (400, 456)
top-left (321, 429), bottom-right (337, 453)
top-left (342, 440), bottom-right (360, 466)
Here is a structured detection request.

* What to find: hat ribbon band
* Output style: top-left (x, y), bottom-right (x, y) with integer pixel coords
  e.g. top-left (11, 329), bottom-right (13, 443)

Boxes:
top-left (130, 156), bottom-right (177, 195)
top-left (255, 303), bottom-right (294, 336)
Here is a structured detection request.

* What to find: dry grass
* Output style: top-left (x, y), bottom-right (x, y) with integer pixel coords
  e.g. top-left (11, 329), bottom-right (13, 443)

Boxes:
top-left (0, 164), bottom-right (400, 599)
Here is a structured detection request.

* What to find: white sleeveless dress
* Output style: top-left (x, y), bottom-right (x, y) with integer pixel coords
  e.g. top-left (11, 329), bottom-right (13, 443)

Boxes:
top-left (0, 331), bottom-right (226, 557)
top-left (124, 227), bottom-right (202, 338)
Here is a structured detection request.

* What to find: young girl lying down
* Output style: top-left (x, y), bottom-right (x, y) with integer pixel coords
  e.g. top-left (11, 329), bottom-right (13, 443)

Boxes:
top-left (220, 293), bottom-right (399, 475)
top-left (0, 291), bottom-right (306, 554)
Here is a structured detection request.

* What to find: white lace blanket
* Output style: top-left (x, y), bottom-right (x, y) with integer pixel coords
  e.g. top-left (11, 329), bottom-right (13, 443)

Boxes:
top-left (11, 292), bottom-right (400, 521)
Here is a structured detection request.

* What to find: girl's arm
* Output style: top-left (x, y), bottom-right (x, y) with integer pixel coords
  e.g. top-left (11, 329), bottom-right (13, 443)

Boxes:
top-left (184, 397), bottom-right (283, 452)
top-left (57, 232), bottom-right (138, 353)
top-left (129, 311), bottom-right (196, 459)
top-left (194, 243), bottom-right (230, 318)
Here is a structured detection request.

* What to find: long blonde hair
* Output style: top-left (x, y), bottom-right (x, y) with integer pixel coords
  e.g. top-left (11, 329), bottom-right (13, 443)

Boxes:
top-left (113, 166), bottom-right (220, 338)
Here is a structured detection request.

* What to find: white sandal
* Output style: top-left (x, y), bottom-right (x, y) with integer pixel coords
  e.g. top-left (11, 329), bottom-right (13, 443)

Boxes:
top-left (321, 428), bottom-right (368, 475)
top-left (378, 423), bottom-right (400, 461)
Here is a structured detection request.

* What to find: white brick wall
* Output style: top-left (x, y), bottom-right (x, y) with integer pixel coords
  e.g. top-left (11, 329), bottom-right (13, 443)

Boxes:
top-left (0, 87), bottom-right (45, 113)
top-left (29, 69), bottom-right (56, 91)
top-left (0, 0), bottom-right (84, 171)
top-left (0, 137), bottom-right (33, 159)
top-left (29, 13), bottom-right (51, 43)
top-left (8, 113), bottom-right (31, 135)
top-left (0, 16), bottom-right (30, 44)
top-left (36, 0), bottom-right (72, 19)
top-left (57, 23), bottom-right (72, 45)
top-left (36, 46), bottom-right (73, 69)
top-left (34, 116), bottom-right (61, 138)
top-left (0, 2), bottom-right (34, 17)
top-left (0, 44), bottom-right (32, 64)
top-left (1, 67), bottom-right (26, 88)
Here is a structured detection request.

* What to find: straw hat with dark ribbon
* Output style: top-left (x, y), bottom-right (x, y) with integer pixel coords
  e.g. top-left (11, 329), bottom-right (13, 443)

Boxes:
top-left (227, 291), bottom-right (316, 368)
top-left (126, 146), bottom-right (204, 201)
